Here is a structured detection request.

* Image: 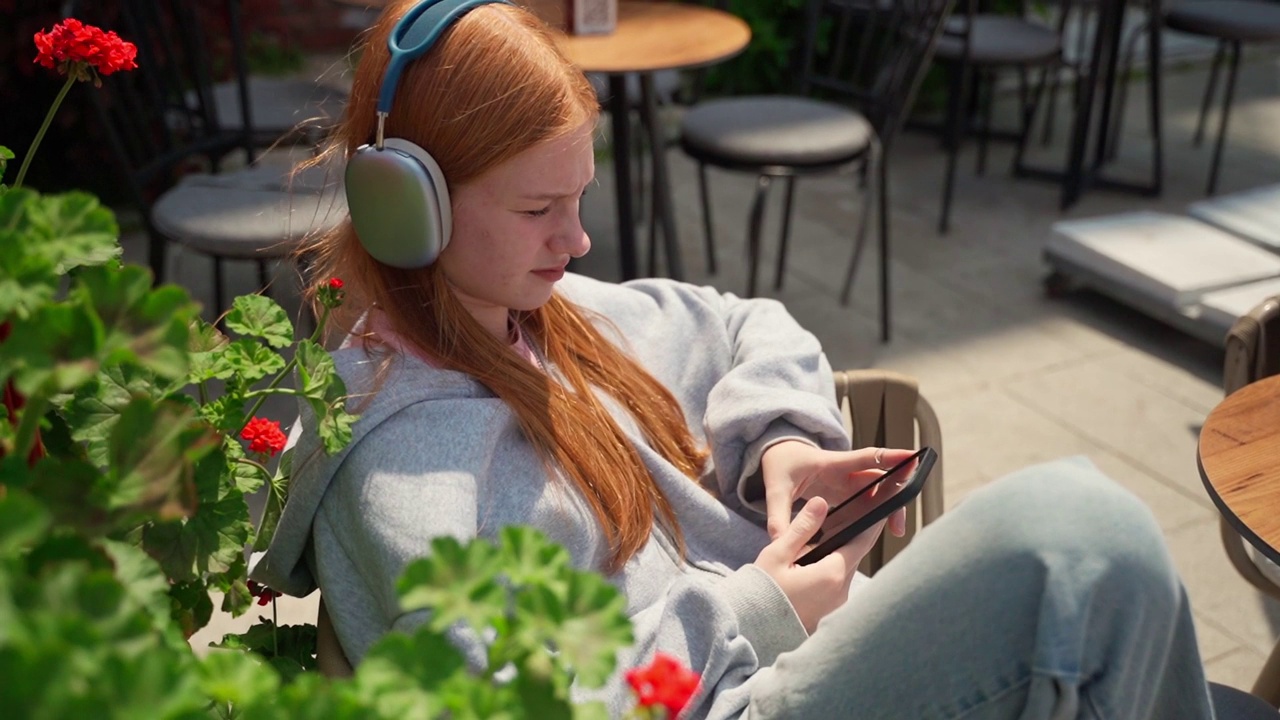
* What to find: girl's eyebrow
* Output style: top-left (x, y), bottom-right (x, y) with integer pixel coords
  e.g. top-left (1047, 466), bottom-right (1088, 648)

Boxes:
top-left (519, 180), bottom-right (596, 201)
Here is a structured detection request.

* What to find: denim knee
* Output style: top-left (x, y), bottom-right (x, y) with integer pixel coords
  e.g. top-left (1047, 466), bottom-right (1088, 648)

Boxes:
top-left (952, 456), bottom-right (1179, 599)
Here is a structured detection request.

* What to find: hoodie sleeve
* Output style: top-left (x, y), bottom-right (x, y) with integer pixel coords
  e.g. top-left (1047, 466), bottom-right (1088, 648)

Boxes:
top-left (307, 396), bottom-right (511, 665)
top-left (579, 278), bottom-right (851, 518)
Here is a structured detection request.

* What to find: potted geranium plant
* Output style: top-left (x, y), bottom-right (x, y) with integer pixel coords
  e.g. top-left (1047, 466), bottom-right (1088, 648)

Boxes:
top-left (0, 15), bottom-right (701, 720)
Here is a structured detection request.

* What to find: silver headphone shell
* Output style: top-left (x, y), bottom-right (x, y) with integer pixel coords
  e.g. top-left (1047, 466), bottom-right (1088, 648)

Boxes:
top-left (344, 137), bottom-right (453, 269)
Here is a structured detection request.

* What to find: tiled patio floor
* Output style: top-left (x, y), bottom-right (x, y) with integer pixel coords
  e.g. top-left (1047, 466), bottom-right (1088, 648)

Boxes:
top-left (136, 50), bottom-right (1280, 693)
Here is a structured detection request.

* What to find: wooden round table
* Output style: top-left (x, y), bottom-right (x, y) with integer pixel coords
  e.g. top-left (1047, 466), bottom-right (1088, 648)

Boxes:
top-left (552, 2), bottom-right (750, 282)
top-left (1198, 373), bottom-right (1280, 565)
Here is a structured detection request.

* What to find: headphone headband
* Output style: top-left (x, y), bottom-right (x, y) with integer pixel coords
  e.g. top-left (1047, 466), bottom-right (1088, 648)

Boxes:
top-left (377, 0), bottom-right (515, 115)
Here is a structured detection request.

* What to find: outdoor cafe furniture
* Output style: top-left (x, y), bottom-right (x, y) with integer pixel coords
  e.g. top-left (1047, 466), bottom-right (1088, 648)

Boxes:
top-left (75, 0), bottom-right (348, 311)
top-left (1109, 0), bottom-right (1280, 196)
top-left (1200, 372), bottom-right (1280, 707)
top-left (550, 1), bottom-right (751, 282)
top-left (677, 0), bottom-right (953, 344)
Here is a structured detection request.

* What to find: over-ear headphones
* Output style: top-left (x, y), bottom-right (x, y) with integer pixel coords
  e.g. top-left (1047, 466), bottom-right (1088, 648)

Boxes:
top-left (345, 0), bottom-right (514, 269)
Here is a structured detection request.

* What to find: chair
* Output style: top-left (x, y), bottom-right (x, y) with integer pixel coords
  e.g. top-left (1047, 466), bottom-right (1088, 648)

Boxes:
top-left (1111, 1), bottom-right (1280, 195)
top-left (1221, 295), bottom-right (1280, 706)
top-left (933, 0), bottom-right (1064, 234)
top-left (834, 368), bottom-right (945, 575)
top-left (69, 0), bottom-right (346, 313)
top-left (679, 0), bottom-right (956, 343)
top-left (316, 597), bottom-right (354, 679)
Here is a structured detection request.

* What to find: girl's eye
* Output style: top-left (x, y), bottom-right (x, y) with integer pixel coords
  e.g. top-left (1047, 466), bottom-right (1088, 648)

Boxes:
top-left (524, 206), bottom-right (551, 217)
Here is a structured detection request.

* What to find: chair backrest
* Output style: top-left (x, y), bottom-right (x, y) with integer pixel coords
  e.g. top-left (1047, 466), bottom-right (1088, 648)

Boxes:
top-left (66, 0), bottom-right (256, 209)
top-left (834, 369), bottom-right (944, 575)
top-left (1224, 296), bottom-right (1280, 395)
top-left (316, 597), bottom-right (354, 679)
top-left (797, 0), bottom-right (956, 148)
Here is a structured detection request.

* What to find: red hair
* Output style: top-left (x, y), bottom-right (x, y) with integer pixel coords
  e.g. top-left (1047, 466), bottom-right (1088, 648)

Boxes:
top-left (300, 0), bottom-right (706, 573)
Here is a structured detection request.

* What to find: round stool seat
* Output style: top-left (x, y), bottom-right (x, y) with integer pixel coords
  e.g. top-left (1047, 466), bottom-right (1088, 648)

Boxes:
top-left (934, 15), bottom-right (1062, 65)
top-left (1165, 1), bottom-right (1280, 43)
top-left (1210, 682), bottom-right (1279, 719)
top-left (152, 165), bottom-right (347, 259)
top-left (679, 96), bottom-right (874, 169)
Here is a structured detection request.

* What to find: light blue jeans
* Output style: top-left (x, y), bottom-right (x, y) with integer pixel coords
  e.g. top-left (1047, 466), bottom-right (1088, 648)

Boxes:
top-left (748, 457), bottom-right (1216, 719)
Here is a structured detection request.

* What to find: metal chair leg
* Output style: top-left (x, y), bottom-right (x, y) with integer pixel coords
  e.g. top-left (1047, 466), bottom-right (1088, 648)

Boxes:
top-left (745, 175), bottom-right (772, 298)
top-left (149, 231), bottom-right (167, 285)
top-left (773, 176), bottom-right (798, 291)
top-left (1195, 40), bottom-right (1227, 148)
top-left (256, 259), bottom-right (270, 291)
top-left (1252, 638), bottom-right (1280, 708)
top-left (213, 256), bottom-right (226, 319)
top-left (939, 61), bottom-right (972, 235)
top-left (976, 72), bottom-right (993, 177)
top-left (698, 163), bottom-right (717, 275)
top-left (842, 145), bottom-right (879, 328)
top-left (1207, 41), bottom-right (1241, 196)
top-left (877, 151), bottom-right (891, 344)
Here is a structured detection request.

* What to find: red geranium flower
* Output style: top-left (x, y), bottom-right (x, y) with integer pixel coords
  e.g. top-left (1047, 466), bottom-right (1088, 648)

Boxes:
top-left (240, 417), bottom-right (287, 457)
top-left (625, 652), bottom-right (701, 717)
top-left (33, 18), bottom-right (137, 81)
top-left (246, 580), bottom-right (282, 607)
top-left (318, 277), bottom-right (346, 309)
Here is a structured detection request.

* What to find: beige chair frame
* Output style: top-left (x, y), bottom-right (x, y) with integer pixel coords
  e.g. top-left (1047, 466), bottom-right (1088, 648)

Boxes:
top-left (1220, 296), bottom-right (1280, 706)
top-left (315, 369), bottom-right (945, 677)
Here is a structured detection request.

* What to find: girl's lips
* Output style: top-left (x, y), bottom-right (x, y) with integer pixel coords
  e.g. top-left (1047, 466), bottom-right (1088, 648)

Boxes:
top-left (533, 266), bottom-right (566, 281)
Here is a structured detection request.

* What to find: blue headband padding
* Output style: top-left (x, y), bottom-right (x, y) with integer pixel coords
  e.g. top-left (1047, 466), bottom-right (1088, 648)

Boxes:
top-left (377, 0), bottom-right (514, 114)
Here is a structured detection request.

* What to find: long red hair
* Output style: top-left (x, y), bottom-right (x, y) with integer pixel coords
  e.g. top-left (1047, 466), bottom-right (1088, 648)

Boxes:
top-left (300, 0), bottom-right (707, 573)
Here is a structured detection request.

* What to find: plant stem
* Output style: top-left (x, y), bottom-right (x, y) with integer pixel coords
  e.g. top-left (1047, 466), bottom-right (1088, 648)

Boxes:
top-left (232, 456), bottom-right (272, 481)
top-left (198, 381), bottom-right (209, 406)
top-left (13, 73), bottom-right (76, 189)
top-left (271, 599), bottom-right (279, 657)
top-left (242, 388), bottom-right (306, 400)
top-left (237, 305), bottom-right (331, 434)
top-left (12, 392), bottom-right (47, 461)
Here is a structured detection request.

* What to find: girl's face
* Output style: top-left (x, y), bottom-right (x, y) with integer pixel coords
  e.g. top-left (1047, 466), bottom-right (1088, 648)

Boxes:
top-left (438, 120), bottom-right (596, 338)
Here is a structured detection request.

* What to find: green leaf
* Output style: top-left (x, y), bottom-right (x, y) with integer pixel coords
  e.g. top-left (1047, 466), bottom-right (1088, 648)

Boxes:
top-left (169, 579), bottom-right (215, 638)
top-left (142, 446), bottom-right (253, 583)
top-left (0, 488), bottom-right (51, 555)
top-left (102, 398), bottom-right (214, 521)
top-left (355, 626), bottom-right (468, 718)
top-left (543, 572), bottom-right (631, 688)
top-left (210, 554), bottom-right (252, 617)
top-left (25, 191), bottom-right (122, 273)
top-left (200, 649), bottom-right (282, 707)
top-left (75, 266), bottom-right (196, 381)
top-left (498, 526), bottom-right (573, 595)
top-left (215, 339), bottom-right (287, 385)
top-left (225, 294), bottom-right (294, 348)
top-left (187, 319), bottom-right (231, 383)
top-left (397, 536), bottom-right (506, 633)
top-left (251, 448), bottom-right (291, 551)
top-left (224, 438), bottom-right (267, 496)
top-left (296, 340), bottom-right (356, 455)
top-left (200, 394), bottom-right (248, 436)
top-left (317, 406), bottom-right (356, 456)
top-left (0, 301), bottom-right (103, 396)
top-left (99, 538), bottom-right (174, 634)
top-left (61, 363), bottom-right (166, 468)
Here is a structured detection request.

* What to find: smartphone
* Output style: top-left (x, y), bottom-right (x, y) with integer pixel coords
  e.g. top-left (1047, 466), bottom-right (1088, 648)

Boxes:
top-left (795, 446), bottom-right (937, 566)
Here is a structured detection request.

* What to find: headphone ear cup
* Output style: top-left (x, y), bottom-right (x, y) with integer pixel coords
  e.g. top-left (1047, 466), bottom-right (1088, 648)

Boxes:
top-left (345, 137), bottom-right (453, 269)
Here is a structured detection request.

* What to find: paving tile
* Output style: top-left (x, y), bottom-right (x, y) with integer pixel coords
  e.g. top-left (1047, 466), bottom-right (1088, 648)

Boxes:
top-left (189, 590), bottom-right (320, 659)
top-left (1166, 518), bottom-right (1280, 656)
top-left (1005, 358), bottom-right (1213, 498)
top-left (1205, 646), bottom-right (1269, 692)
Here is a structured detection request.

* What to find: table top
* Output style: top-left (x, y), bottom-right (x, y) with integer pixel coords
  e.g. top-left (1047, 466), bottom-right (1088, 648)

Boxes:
top-left (552, 2), bottom-right (751, 74)
top-left (1198, 373), bottom-right (1280, 564)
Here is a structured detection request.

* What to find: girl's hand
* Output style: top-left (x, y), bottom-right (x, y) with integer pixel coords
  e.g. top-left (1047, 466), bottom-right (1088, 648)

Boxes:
top-left (759, 441), bottom-right (914, 540)
top-left (753, 496), bottom-right (887, 633)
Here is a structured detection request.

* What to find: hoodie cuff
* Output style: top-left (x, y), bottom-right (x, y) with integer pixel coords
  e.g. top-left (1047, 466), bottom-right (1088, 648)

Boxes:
top-left (720, 564), bottom-right (808, 668)
top-left (736, 422), bottom-right (819, 516)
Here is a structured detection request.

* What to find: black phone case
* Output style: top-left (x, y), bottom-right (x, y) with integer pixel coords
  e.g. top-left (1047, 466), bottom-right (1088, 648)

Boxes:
top-left (795, 447), bottom-right (937, 566)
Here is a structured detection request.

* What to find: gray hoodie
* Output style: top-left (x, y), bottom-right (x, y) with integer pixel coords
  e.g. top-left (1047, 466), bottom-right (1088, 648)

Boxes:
top-left (250, 273), bottom-right (852, 719)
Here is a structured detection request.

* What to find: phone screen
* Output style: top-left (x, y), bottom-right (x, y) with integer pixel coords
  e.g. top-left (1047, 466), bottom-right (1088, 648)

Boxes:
top-left (798, 448), bottom-right (931, 560)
